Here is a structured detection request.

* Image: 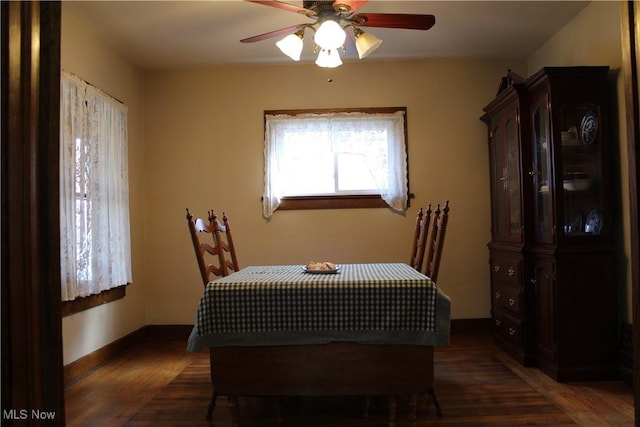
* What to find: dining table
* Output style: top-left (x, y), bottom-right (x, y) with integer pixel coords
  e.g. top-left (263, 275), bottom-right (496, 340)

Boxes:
top-left (187, 262), bottom-right (451, 425)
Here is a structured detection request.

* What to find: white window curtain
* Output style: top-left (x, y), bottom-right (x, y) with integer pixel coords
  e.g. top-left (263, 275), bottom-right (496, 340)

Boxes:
top-left (59, 72), bottom-right (132, 301)
top-left (263, 111), bottom-right (408, 218)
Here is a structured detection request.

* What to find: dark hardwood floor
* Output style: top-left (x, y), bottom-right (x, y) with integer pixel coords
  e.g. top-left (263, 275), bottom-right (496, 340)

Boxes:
top-left (65, 334), bottom-right (634, 426)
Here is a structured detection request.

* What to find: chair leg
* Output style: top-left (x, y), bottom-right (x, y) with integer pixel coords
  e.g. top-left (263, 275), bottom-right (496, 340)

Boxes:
top-left (205, 389), bottom-right (217, 420)
top-left (428, 386), bottom-right (443, 417)
top-left (207, 350), bottom-right (217, 420)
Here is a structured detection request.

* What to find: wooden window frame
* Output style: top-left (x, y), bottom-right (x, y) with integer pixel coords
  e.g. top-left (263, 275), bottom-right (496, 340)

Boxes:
top-left (61, 285), bottom-right (127, 316)
top-left (264, 106), bottom-right (413, 210)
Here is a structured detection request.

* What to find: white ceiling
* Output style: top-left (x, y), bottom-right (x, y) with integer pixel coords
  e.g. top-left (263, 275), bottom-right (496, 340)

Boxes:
top-left (63, 1), bottom-right (590, 70)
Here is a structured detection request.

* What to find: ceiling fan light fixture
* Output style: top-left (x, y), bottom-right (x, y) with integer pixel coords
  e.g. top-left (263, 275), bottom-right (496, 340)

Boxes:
top-left (353, 27), bottom-right (382, 59)
top-left (243, 1), bottom-right (436, 69)
top-left (315, 48), bottom-right (343, 68)
top-left (276, 30), bottom-right (304, 61)
top-left (313, 19), bottom-right (346, 50)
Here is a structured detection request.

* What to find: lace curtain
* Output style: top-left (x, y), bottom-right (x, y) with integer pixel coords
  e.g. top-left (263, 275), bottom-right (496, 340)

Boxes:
top-left (263, 110), bottom-right (408, 218)
top-left (60, 72), bottom-right (132, 301)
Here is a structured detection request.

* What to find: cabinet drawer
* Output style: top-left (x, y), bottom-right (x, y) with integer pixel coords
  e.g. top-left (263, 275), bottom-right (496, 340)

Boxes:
top-left (493, 311), bottom-right (522, 346)
top-left (492, 282), bottom-right (521, 315)
top-left (490, 255), bottom-right (521, 286)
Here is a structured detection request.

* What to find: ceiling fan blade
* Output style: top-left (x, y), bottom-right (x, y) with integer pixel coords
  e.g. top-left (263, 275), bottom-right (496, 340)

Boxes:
top-left (350, 13), bottom-right (436, 30)
top-left (244, 0), bottom-right (316, 17)
top-left (240, 24), bottom-right (306, 43)
top-left (332, 0), bottom-right (367, 14)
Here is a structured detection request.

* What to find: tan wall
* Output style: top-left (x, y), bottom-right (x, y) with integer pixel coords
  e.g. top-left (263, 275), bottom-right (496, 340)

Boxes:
top-left (527, 1), bottom-right (632, 322)
top-left (60, 8), bottom-right (147, 365)
top-left (143, 59), bottom-right (521, 325)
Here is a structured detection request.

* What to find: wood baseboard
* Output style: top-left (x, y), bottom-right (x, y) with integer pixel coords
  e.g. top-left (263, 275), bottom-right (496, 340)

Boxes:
top-left (64, 319), bottom-right (491, 387)
top-left (450, 317), bottom-right (492, 335)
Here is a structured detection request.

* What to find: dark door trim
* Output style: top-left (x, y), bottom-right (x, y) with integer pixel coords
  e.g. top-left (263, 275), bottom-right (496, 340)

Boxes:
top-left (620, 2), bottom-right (640, 423)
top-left (1, 1), bottom-right (64, 424)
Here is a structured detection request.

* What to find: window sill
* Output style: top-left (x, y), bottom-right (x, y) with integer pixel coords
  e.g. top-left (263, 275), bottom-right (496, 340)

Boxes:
top-left (61, 285), bottom-right (127, 316)
top-left (277, 194), bottom-right (413, 210)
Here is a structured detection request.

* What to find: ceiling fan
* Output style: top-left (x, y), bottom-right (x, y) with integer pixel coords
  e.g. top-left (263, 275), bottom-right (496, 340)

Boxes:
top-left (240, 0), bottom-right (436, 67)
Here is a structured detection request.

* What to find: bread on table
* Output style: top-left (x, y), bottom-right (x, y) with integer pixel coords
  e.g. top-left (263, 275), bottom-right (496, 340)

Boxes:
top-left (306, 261), bottom-right (336, 271)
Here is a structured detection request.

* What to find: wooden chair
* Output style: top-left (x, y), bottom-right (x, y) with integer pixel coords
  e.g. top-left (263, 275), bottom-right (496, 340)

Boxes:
top-left (406, 201), bottom-right (450, 417)
top-left (186, 208), bottom-right (240, 420)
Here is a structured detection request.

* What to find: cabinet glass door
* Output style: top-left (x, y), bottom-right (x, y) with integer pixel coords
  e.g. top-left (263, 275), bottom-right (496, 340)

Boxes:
top-left (490, 124), bottom-right (508, 238)
top-left (532, 99), bottom-right (553, 244)
top-left (506, 117), bottom-right (522, 237)
top-left (490, 112), bottom-right (522, 243)
top-left (559, 106), bottom-right (604, 237)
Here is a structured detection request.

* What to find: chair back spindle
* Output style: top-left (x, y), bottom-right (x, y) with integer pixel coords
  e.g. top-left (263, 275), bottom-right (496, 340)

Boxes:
top-left (410, 205), bottom-right (433, 272)
top-left (423, 201), bottom-right (450, 282)
top-left (210, 210), bottom-right (240, 276)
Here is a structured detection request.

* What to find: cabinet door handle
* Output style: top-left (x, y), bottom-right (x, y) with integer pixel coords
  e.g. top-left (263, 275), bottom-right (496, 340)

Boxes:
top-left (508, 327), bottom-right (516, 336)
top-left (495, 319), bottom-right (502, 327)
top-left (508, 267), bottom-right (515, 277)
top-left (495, 291), bottom-right (501, 300)
top-left (494, 265), bottom-right (501, 272)
top-left (530, 278), bottom-right (537, 285)
top-left (499, 175), bottom-right (508, 190)
top-left (508, 297), bottom-right (516, 306)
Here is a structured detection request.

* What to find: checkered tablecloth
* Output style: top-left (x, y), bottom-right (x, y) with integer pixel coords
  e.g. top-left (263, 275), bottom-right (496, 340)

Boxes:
top-left (187, 263), bottom-right (451, 351)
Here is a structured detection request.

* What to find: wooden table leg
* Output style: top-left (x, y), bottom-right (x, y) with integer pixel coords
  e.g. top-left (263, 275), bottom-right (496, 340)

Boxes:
top-left (229, 395), bottom-right (240, 426)
top-left (408, 393), bottom-right (418, 421)
top-left (362, 396), bottom-right (371, 418)
top-left (273, 398), bottom-right (283, 424)
top-left (388, 396), bottom-right (397, 426)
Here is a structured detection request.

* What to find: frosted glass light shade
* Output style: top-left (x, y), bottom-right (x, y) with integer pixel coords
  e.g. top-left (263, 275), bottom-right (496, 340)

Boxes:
top-left (315, 48), bottom-right (342, 68)
top-left (314, 20), bottom-right (346, 50)
top-left (354, 28), bottom-right (382, 59)
top-left (276, 33), bottom-right (304, 61)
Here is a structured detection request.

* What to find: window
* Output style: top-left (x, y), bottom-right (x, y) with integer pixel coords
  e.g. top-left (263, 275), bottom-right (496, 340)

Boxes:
top-left (59, 72), bottom-right (132, 302)
top-left (262, 107), bottom-right (409, 217)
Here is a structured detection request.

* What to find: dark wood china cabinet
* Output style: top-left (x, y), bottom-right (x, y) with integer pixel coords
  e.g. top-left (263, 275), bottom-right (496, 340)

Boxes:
top-left (482, 67), bottom-right (618, 381)
top-left (481, 70), bottom-right (535, 366)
